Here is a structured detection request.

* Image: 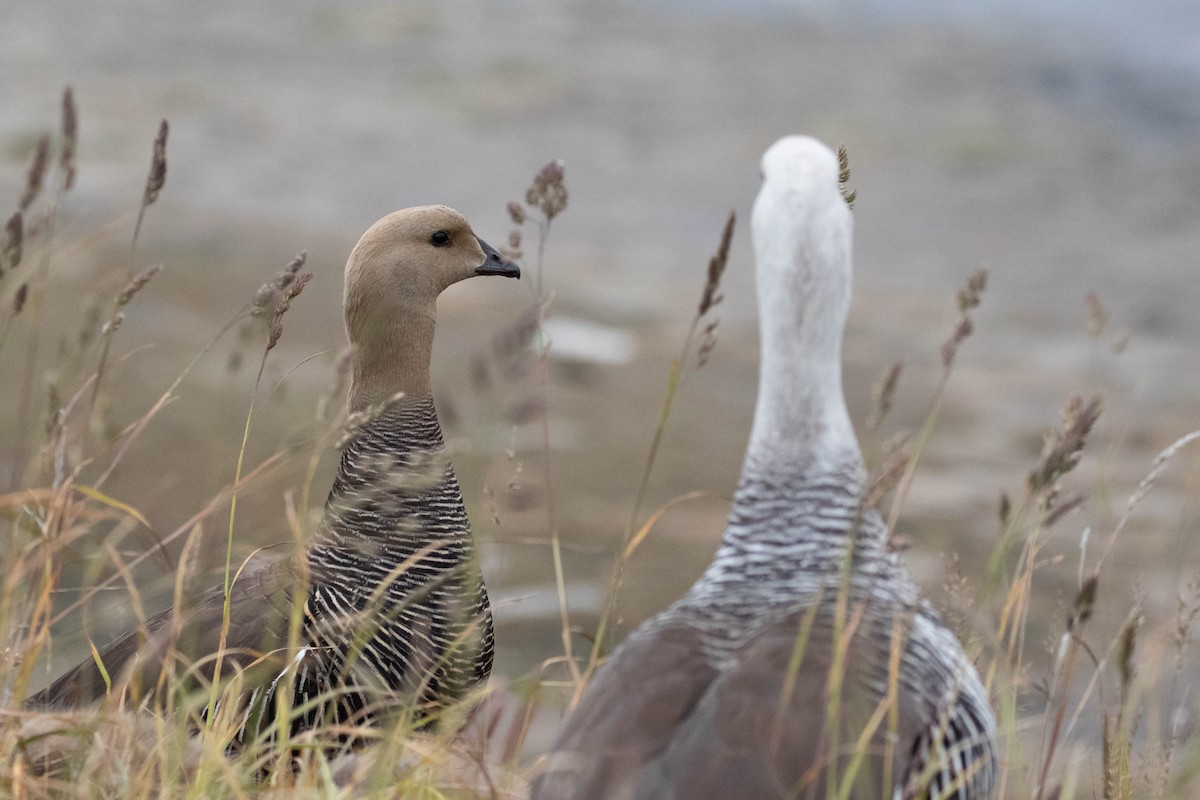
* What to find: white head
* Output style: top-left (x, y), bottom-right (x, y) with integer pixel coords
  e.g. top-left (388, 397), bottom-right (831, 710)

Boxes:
top-left (747, 136), bottom-right (857, 468)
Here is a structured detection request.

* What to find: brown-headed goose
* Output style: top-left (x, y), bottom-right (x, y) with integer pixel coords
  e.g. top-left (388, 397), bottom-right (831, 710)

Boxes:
top-left (30, 205), bottom-right (519, 740)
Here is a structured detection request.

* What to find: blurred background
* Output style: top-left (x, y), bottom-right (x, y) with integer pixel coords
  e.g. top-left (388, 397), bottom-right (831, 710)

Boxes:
top-left (3, 0), bottom-right (1199, 757)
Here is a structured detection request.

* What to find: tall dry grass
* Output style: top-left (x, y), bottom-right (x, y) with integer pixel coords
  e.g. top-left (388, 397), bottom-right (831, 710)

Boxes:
top-left (1, 90), bottom-right (1197, 799)
top-left (0, 89), bottom-right (527, 799)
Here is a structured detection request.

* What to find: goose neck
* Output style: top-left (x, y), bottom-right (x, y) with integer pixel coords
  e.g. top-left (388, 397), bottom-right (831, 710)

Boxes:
top-left (347, 307), bottom-right (436, 413)
top-left (746, 291), bottom-right (857, 475)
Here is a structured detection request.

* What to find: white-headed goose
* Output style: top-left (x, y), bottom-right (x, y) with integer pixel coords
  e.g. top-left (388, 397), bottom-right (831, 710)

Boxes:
top-left (533, 138), bottom-right (997, 800)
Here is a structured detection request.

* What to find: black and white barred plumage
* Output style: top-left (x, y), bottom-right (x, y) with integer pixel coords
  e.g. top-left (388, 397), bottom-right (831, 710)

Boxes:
top-left (31, 397), bottom-right (493, 740)
top-left (290, 396), bottom-right (493, 729)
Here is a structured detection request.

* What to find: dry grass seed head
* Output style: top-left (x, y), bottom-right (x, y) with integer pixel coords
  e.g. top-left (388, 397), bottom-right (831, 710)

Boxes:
top-left (1122, 430), bottom-right (1200, 517)
top-left (1117, 607), bottom-right (1142, 693)
top-left (867, 360), bottom-right (903, 433)
top-left (506, 201), bottom-right (526, 226)
top-left (20, 134), bottom-right (51, 212)
top-left (503, 228), bottom-right (523, 262)
top-left (941, 319), bottom-right (974, 368)
top-left (504, 230), bottom-right (523, 261)
top-left (525, 159), bottom-right (568, 221)
top-left (60, 86), bottom-right (78, 192)
top-left (117, 264), bottom-right (162, 306)
top-left (1029, 394), bottom-right (1103, 493)
top-left (266, 271), bottom-right (314, 351)
top-left (252, 251), bottom-right (306, 317)
top-left (1043, 491), bottom-right (1086, 528)
top-left (1067, 573), bottom-right (1098, 633)
top-left (694, 210), bottom-right (735, 368)
top-left (941, 268), bottom-right (988, 367)
top-left (696, 318), bottom-right (719, 368)
top-left (957, 268), bottom-right (987, 312)
top-left (1, 211), bottom-right (21, 278)
top-left (142, 120), bottom-right (168, 208)
top-left (698, 210), bottom-right (735, 317)
top-left (836, 143), bottom-right (857, 208)
top-left (503, 201), bottom-right (526, 260)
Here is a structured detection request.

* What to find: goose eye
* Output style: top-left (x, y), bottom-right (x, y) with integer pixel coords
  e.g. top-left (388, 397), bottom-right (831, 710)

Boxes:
top-left (430, 230), bottom-right (450, 247)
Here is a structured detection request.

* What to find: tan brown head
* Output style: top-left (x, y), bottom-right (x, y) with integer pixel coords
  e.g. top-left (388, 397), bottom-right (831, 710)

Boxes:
top-left (344, 205), bottom-right (520, 410)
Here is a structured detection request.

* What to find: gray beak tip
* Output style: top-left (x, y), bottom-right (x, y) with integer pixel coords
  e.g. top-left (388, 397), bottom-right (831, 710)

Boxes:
top-left (475, 237), bottom-right (522, 279)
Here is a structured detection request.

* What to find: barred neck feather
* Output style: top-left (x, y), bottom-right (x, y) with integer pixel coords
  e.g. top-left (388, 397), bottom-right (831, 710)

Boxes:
top-left (303, 394), bottom-right (493, 708)
top-left (312, 395), bottom-right (467, 556)
top-left (706, 455), bottom-right (884, 580)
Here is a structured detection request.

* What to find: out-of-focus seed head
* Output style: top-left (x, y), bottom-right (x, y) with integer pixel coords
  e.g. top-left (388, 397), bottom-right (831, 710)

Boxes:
top-left (525, 159), bottom-right (568, 221)
top-left (143, 119), bottom-right (169, 208)
top-left (506, 201), bottom-right (526, 226)
top-left (942, 268), bottom-right (988, 367)
top-left (698, 210), bottom-right (734, 317)
top-left (267, 271), bottom-right (314, 351)
top-left (61, 86), bottom-right (78, 191)
top-left (251, 251), bottom-right (307, 317)
top-left (1068, 573), bottom-right (1099, 632)
top-left (19, 134), bottom-right (51, 212)
top-left (1, 212), bottom-right (22, 278)
top-left (837, 144), bottom-right (857, 208)
top-left (867, 360), bottom-right (903, 433)
top-left (1029, 394), bottom-right (1103, 493)
top-left (117, 264), bottom-right (163, 305)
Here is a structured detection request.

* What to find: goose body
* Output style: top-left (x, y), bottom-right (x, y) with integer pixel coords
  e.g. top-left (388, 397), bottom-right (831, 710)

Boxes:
top-left (30, 206), bottom-right (520, 736)
top-left (533, 138), bottom-right (996, 799)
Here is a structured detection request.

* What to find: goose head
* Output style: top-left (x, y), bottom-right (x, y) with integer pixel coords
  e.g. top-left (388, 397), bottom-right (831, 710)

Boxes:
top-left (345, 205), bottom-right (519, 339)
top-left (343, 205), bottom-right (520, 409)
top-left (752, 135), bottom-right (851, 328)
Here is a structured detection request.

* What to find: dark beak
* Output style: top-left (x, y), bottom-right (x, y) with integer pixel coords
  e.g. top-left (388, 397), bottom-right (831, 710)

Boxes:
top-left (474, 238), bottom-right (521, 279)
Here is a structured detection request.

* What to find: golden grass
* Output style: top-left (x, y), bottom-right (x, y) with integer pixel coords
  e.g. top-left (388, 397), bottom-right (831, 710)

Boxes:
top-left (2, 90), bottom-right (1198, 799)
